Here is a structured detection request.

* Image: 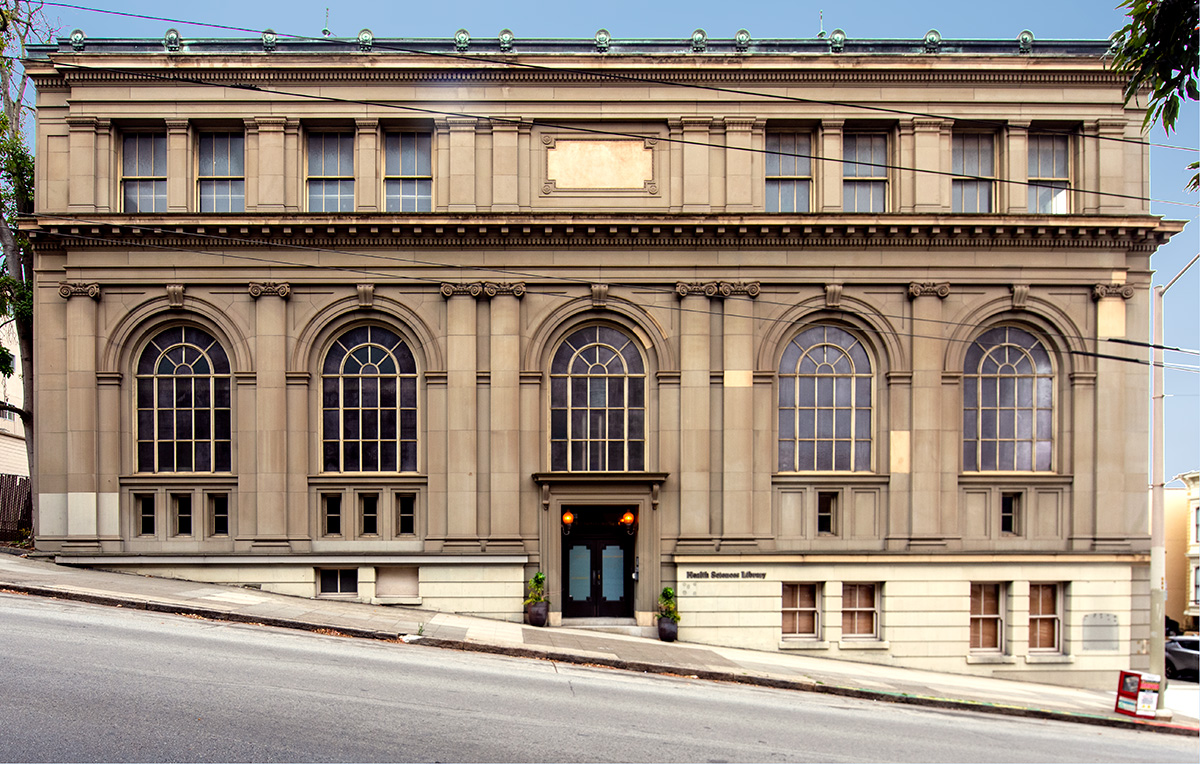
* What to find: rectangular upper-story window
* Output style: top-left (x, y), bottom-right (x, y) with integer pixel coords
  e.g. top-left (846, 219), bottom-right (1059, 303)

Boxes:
top-left (952, 134), bottom-right (995, 213)
top-left (307, 132), bottom-right (355, 212)
top-left (384, 132), bottom-right (433, 212)
top-left (843, 134), bottom-right (887, 212)
top-left (198, 132), bottom-right (245, 213)
top-left (122, 133), bottom-right (167, 213)
top-left (1027, 134), bottom-right (1070, 214)
top-left (766, 132), bottom-right (812, 213)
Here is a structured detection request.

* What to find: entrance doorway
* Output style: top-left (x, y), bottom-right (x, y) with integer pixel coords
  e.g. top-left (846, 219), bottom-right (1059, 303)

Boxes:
top-left (561, 506), bottom-right (636, 618)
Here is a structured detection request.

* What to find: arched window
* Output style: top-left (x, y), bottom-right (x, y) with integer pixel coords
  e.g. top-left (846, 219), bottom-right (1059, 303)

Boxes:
top-left (136, 326), bottom-right (232, 472)
top-left (322, 325), bottom-right (418, 472)
top-left (550, 326), bottom-right (645, 472)
top-left (778, 325), bottom-right (872, 472)
top-left (963, 326), bottom-right (1053, 472)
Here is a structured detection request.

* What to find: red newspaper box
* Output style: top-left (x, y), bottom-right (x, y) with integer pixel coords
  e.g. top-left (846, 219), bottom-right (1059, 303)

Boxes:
top-left (1114, 670), bottom-right (1161, 718)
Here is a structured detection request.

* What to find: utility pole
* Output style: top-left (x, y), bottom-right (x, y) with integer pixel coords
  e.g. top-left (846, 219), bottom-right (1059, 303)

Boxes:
top-left (1150, 251), bottom-right (1198, 717)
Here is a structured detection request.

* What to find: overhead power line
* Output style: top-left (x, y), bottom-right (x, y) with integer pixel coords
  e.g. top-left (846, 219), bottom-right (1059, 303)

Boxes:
top-left (37, 58), bottom-right (1200, 211)
top-left (37, 1), bottom-right (1200, 155)
top-left (23, 212), bottom-right (1200, 368)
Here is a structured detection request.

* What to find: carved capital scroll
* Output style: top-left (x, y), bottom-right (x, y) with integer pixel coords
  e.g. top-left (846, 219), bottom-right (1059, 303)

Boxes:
top-left (907, 281), bottom-right (951, 300)
top-left (248, 281), bottom-right (291, 299)
top-left (674, 281), bottom-right (761, 299)
top-left (440, 281), bottom-right (526, 299)
top-left (58, 282), bottom-right (100, 300)
top-left (1092, 283), bottom-right (1135, 301)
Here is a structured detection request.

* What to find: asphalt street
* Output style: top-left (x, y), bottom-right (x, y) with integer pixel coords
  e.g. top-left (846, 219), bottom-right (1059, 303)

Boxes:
top-left (0, 593), bottom-right (1195, 763)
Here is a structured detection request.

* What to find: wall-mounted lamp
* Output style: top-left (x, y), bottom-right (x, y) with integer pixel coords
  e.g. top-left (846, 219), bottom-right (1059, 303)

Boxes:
top-left (561, 510), bottom-right (574, 535)
top-left (620, 511), bottom-right (637, 535)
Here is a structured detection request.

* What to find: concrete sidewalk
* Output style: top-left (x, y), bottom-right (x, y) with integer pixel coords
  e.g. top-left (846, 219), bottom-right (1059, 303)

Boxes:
top-left (1, 549), bottom-right (1195, 737)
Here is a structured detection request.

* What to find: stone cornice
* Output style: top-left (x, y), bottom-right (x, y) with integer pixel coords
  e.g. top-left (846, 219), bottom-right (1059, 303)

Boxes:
top-left (23, 214), bottom-right (1183, 252)
top-left (28, 65), bottom-right (1127, 93)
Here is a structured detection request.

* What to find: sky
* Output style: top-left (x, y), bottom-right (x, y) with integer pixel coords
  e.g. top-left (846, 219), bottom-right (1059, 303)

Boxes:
top-left (30, 0), bottom-right (1200, 481)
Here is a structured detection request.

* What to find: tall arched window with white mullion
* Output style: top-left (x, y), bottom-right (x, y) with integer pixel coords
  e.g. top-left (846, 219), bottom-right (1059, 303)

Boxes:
top-left (135, 326), bottom-right (232, 473)
top-left (778, 325), bottom-right (873, 472)
top-left (962, 326), bottom-right (1054, 472)
top-left (549, 325), bottom-right (646, 472)
top-left (321, 325), bottom-right (418, 473)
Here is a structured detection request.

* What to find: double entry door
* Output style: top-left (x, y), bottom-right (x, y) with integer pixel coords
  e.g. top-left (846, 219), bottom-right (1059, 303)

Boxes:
top-left (561, 507), bottom-right (635, 618)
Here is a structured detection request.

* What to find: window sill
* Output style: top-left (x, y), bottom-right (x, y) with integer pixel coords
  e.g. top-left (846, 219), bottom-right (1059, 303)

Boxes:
top-left (1024, 653), bottom-right (1074, 664)
top-left (779, 639), bottom-right (828, 650)
top-left (966, 653), bottom-right (1016, 665)
top-left (838, 640), bottom-right (890, 650)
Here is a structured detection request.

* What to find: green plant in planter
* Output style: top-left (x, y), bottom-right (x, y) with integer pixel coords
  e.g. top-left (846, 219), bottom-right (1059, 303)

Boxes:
top-left (657, 586), bottom-right (680, 623)
top-left (524, 571), bottom-right (548, 605)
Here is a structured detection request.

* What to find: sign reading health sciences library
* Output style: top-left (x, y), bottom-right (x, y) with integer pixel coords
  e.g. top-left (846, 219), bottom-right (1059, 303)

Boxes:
top-left (686, 571), bottom-right (767, 580)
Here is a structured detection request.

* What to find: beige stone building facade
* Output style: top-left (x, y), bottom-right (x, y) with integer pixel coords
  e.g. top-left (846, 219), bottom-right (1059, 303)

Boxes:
top-left (25, 30), bottom-right (1183, 687)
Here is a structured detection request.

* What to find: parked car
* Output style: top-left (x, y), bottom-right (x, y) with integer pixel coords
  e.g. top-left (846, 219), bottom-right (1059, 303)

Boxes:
top-left (1165, 636), bottom-right (1198, 680)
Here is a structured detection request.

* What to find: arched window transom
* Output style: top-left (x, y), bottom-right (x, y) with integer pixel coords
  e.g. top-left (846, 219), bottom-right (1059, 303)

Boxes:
top-left (963, 326), bottom-right (1053, 471)
top-left (322, 325), bottom-right (418, 472)
top-left (550, 326), bottom-right (646, 472)
top-left (778, 325), bottom-right (873, 471)
top-left (136, 326), bottom-right (232, 473)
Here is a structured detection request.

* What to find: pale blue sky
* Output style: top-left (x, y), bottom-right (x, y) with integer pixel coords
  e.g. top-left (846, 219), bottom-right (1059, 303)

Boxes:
top-left (38, 1), bottom-right (1199, 480)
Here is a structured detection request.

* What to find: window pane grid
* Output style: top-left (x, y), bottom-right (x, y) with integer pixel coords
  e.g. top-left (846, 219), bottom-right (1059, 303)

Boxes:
top-left (843, 134), bottom-right (886, 212)
top-left (384, 132), bottom-right (433, 212)
top-left (952, 133), bottom-right (995, 213)
top-left (963, 327), bottom-right (1053, 472)
top-left (841, 583), bottom-right (878, 638)
top-left (970, 583), bottom-right (1004, 651)
top-left (766, 132), bottom-right (812, 213)
top-left (198, 133), bottom-right (246, 213)
top-left (136, 328), bottom-right (232, 473)
top-left (322, 326), bottom-right (418, 473)
top-left (122, 133), bottom-right (167, 212)
top-left (782, 583), bottom-right (820, 638)
top-left (550, 326), bottom-right (646, 472)
top-left (1027, 134), bottom-right (1070, 214)
top-left (1029, 583), bottom-right (1061, 652)
top-left (778, 326), bottom-right (872, 472)
top-left (307, 133), bottom-right (355, 211)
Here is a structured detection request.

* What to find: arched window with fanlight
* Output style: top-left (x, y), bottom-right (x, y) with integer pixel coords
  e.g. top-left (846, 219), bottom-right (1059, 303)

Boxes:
top-left (321, 325), bottom-right (418, 473)
top-left (549, 325), bottom-right (646, 472)
top-left (777, 325), bottom-right (873, 472)
top-left (136, 326), bottom-right (232, 473)
top-left (963, 326), bottom-right (1054, 472)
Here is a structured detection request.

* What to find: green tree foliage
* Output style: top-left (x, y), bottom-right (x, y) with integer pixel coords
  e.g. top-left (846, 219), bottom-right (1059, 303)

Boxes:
top-left (1109, 0), bottom-right (1200, 191)
top-left (0, 0), bottom-right (50, 441)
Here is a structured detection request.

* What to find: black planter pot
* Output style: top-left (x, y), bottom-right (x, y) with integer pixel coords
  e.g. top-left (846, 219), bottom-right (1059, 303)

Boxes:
top-left (657, 618), bottom-right (678, 642)
top-left (527, 601), bottom-right (550, 627)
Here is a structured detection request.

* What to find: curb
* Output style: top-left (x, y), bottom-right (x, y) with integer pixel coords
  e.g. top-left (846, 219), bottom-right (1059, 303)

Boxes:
top-left (4, 582), bottom-right (1197, 738)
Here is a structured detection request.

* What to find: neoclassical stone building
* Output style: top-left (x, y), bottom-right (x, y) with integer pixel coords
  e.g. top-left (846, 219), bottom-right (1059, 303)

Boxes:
top-left (25, 29), bottom-right (1182, 687)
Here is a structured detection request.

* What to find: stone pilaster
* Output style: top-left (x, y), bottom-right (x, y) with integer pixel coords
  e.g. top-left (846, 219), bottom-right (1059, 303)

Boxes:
top-left (444, 287), bottom-right (478, 543)
top-left (66, 117), bottom-right (97, 213)
top-left (62, 282), bottom-right (100, 545)
top-left (165, 119), bottom-right (189, 212)
top-left (721, 294), bottom-right (755, 540)
top-left (678, 291), bottom-right (711, 539)
top-left (1005, 122), bottom-right (1030, 214)
top-left (489, 293), bottom-right (522, 547)
top-left (447, 118), bottom-right (477, 212)
top-left (907, 282), bottom-right (949, 547)
top-left (249, 282), bottom-right (289, 546)
top-left (681, 117), bottom-right (712, 213)
top-left (723, 118), bottom-right (756, 212)
top-left (818, 120), bottom-right (843, 212)
top-left (355, 119), bottom-right (379, 212)
top-left (255, 117), bottom-right (287, 212)
top-left (491, 121), bottom-right (520, 212)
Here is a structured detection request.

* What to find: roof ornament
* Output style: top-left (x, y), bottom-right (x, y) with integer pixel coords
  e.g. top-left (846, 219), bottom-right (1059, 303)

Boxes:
top-left (498, 28), bottom-right (515, 52)
top-left (454, 28), bottom-right (471, 52)
top-left (594, 28), bottom-right (611, 53)
top-left (164, 28), bottom-right (181, 53)
top-left (69, 28), bottom-right (86, 52)
top-left (261, 29), bottom-right (277, 52)
top-left (734, 28), bottom-right (751, 52)
top-left (691, 28), bottom-right (707, 53)
top-left (357, 28), bottom-right (373, 52)
top-left (817, 10), bottom-right (826, 38)
top-left (1017, 29), bottom-right (1034, 54)
top-left (923, 29), bottom-right (941, 53)
top-left (828, 28), bottom-right (846, 53)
